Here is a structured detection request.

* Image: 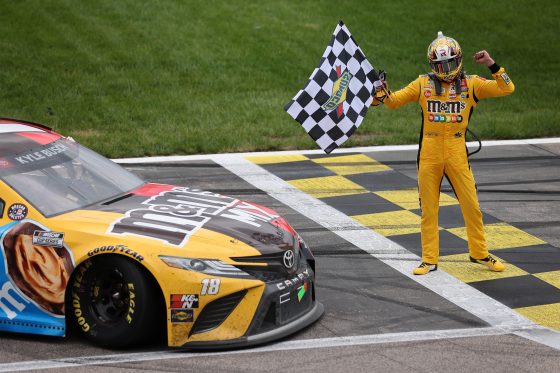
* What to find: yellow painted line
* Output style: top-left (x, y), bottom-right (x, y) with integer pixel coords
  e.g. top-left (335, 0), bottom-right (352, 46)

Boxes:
top-left (312, 153), bottom-right (379, 164)
top-left (374, 189), bottom-right (459, 210)
top-left (374, 189), bottom-right (420, 210)
top-left (311, 154), bottom-right (391, 175)
top-left (288, 176), bottom-right (369, 199)
top-left (447, 222), bottom-right (546, 250)
top-left (534, 270), bottom-right (560, 290)
top-left (438, 253), bottom-right (528, 283)
top-left (245, 154), bottom-right (308, 164)
top-left (324, 164), bottom-right (391, 176)
top-left (352, 210), bottom-right (424, 236)
top-left (515, 303), bottom-right (560, 331)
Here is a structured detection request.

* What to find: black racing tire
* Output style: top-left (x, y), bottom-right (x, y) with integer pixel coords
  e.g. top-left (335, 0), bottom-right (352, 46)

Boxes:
top-left (68, 255), bottom-right (164, 348)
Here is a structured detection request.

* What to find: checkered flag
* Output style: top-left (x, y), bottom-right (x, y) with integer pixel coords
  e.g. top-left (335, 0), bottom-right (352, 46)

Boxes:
top-left (285, 21), bottom-right (379, 154)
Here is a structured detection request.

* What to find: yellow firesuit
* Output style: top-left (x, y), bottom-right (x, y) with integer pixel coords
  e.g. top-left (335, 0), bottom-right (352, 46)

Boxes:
top-left (374, 65), bottom-right (514, 264)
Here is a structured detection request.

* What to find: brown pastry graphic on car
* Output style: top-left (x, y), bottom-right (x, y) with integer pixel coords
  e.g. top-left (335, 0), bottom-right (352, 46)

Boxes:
top-left (2, 222), bottom-right (73, 315)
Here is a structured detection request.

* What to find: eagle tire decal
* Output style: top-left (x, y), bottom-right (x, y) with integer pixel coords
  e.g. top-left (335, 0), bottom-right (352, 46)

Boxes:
top-left (68, 256), bottom-right (163, 347)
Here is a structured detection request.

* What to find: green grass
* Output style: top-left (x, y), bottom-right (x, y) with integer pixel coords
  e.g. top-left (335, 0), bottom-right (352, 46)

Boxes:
top-left (0, 0), bottom-right (559, 157)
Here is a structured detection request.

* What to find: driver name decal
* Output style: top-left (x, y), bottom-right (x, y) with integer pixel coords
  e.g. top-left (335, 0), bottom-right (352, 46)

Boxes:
top-left (108, 187), bottom-right (279, 246)
top-left (13, 142), bottom-right (69, 165)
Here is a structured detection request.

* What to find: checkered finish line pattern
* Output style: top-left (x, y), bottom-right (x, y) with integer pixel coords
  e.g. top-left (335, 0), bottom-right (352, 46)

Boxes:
top-left (285, 21), bottom-right (377, 154)
top-left (246, 152), bottom-right (560, 331)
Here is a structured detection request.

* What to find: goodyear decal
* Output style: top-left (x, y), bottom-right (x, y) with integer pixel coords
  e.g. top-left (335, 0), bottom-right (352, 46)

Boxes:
top-left (87, 244), bottom-right (144, 262)
top-left (71, 260), bottom-right (93, 332)
top-left (322, 66), bottom-right (353, 117)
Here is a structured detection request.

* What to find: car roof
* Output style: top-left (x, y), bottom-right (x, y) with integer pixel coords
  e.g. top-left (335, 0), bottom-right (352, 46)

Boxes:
top-left (0, 118), bottom-right (62, 157)
top-left (0, 118), bottom-right (53, 132)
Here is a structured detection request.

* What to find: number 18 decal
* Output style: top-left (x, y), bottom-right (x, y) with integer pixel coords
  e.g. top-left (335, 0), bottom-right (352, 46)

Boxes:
top-left (201, 278), bottom-right (220, 295)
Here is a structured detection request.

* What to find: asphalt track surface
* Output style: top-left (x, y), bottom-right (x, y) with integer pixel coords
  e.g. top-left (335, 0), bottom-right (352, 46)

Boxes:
top-left (0, 139), bottom-right (559, 372)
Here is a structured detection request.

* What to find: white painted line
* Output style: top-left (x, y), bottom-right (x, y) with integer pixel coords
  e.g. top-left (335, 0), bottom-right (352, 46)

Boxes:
top-left (0, 326), bottom-right (535, 372)
top-left (514, 328), bottom-right (560, 351)
top-left (113, 137), bottom-right (560, 163)
top-left (213, 155), bottom-right (560, 351)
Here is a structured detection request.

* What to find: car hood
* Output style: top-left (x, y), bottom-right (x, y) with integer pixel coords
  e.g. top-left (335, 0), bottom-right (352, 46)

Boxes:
top-left (71, 183), bottom-right (299, 256)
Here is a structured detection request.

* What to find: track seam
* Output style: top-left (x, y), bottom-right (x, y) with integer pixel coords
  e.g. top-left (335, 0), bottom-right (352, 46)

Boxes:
top-left (0, 326), bottom-right (536, 372)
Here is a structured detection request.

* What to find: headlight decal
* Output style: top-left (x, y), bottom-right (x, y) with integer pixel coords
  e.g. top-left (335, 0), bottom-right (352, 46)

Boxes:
top-left (159, 255), bottom-right (251, 278)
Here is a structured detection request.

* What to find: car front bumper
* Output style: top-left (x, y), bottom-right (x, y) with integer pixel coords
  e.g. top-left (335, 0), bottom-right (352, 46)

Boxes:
top-left (180, 261), bottom-right (323, 350)
top-left (180, 300), bottom-right (323, 350)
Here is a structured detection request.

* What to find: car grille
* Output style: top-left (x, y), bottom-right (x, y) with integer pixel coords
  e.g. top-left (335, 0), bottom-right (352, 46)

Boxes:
top-left (189, 290), bottom-right (247, 336)
top-left (231, 251), bottom-right (287, 268)
top-left (230, 249), bottom-right (302, 283)
top-left (233, 265), bottom-right (286, 283)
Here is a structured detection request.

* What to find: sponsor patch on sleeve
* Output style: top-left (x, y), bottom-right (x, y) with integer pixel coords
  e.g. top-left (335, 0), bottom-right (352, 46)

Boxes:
top-left (500, 72), bottom-right (511, 85)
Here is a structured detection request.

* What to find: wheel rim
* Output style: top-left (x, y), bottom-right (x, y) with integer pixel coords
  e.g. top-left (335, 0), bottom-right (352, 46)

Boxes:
top-left (89, 268), bottom-right (130, 325)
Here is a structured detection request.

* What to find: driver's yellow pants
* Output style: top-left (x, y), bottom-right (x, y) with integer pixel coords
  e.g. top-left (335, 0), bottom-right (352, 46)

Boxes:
top-left (418, 150), bottom-right (488, 264)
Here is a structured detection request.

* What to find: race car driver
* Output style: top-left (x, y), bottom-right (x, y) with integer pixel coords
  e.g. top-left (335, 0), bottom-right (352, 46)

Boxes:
top-left (372, 31), bottom-right (515, 275)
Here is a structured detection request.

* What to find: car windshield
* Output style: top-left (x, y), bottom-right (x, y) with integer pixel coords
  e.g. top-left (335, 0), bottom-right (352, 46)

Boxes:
top-left (0, 137), bottom-right (144, 216)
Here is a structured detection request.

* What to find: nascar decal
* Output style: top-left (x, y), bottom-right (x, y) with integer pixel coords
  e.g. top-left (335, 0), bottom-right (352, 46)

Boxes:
top-left (0, 221), bottom-right (74, 336)
top-left (426, 100), bottom-right (466, 114)
top-left (108, 187), bottom-right (280, 247)
top-left (32, 231), bottom-right (64, 248)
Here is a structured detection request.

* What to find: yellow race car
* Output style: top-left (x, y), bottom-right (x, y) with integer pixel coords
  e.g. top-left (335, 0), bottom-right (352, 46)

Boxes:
top-left (0, 118), bottom-right (323, 348)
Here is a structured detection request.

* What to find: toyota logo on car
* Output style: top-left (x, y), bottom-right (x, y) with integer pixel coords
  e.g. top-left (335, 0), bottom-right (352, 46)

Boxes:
top-left (283, 250), bottom-right (295, 269)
